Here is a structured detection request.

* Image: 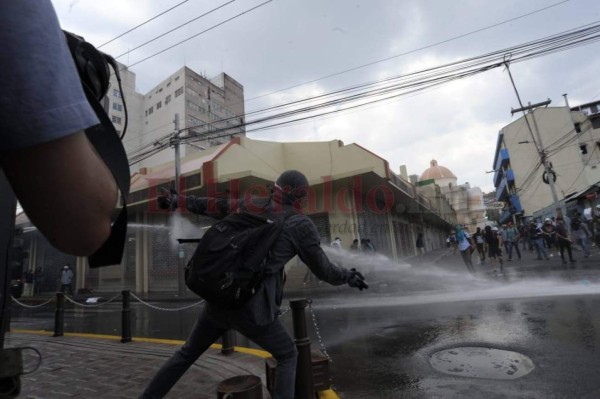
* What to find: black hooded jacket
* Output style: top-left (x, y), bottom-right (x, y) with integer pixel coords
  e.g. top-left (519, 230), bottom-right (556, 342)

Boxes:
top-left (185, 192), bottom-right (352, 327)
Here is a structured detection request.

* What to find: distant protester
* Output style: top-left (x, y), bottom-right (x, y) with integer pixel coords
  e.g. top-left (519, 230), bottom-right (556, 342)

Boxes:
top-left (542, 218), bottom-right (557, 254)
top-left (570, 214), bottom-right (591, 258)
top-left (472, 227), bottom-right (485, 264)
top-left (416, 232), bottom-right (425, 255)
top-left (331, 237), bottom-right (342, 250)
top-left (505, 221), bottom-right (521, 261)
top-left (60, 264), bottom-right (74, 295)
top-left (528, 220), bottom-right (549, 261)
top-left (455, 225), bottom-right (475, 273)
top-left (555, 217), bottom-right (575, 265)
top-left (484, 226), bottom-right (504, 273)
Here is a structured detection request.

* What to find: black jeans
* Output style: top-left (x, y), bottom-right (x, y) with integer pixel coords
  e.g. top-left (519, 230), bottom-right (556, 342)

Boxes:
top-left (140, 307), bottom-right (298, 399)
top-left (558, 239), bottom-right (574, 262)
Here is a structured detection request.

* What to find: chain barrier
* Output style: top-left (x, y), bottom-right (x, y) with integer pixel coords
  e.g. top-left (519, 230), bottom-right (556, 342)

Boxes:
top-left (278, 306), bottom-right (291, 317)
top-left (63, 293), bottom-right (122, 308)
top-left (130, 292), bottom-right (205, 312)
top-left (10, 296), bottom-right (54, 309)
top-left (308, 301), bottom-right (333, 364)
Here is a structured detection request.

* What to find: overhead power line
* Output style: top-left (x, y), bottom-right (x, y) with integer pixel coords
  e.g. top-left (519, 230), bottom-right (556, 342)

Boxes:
top-left (127, 19), bottom-right (600, 166)
top-left (125, 0), bottom-right (272, 69)
top-left (99, 0), bottom-right (190, 48)
top-left (115, 0), bottom-right (238, 59)
top-left (121, 0), bottom-right (570, 148)
top-left (243, 0), bottom-right (571, 105)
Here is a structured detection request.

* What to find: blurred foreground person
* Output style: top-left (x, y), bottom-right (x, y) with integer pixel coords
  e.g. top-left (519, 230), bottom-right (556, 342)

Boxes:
top-left (0, 1), bottom-right (118, 256)
top-left (140, 170), bottom-right (368, 399)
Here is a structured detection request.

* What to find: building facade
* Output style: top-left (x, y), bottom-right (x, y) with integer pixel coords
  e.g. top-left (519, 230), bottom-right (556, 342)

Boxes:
top-left (105, 64), bottom-right (245, 169)
top-left (417, 160), bottom-right (485, 231)
top-left (16, 137), bottom-right (458, 294)
top-left (492, 103), bottom-right (600, 223)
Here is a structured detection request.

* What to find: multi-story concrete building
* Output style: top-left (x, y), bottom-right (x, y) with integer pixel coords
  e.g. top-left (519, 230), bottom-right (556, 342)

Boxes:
top-left (492, 102), bottom-right (600, 223)
top-left (105, 64), bottom-right (245, 169)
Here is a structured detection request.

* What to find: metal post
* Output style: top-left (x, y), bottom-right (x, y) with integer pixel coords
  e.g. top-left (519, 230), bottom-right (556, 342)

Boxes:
top-left (121, 290), bottom-right (131, 343)
top-left (53, 293), bottom-right (64, 337)
top-left (0, 171), bottom-right (17, 349)
top-left (221, 330), bottom-right (236, 355)
top-left (173, 113), bottom-right (181, 194)
top-left (172, 113), bottom-right (187, 297)
top-left (290, 299), bottom-right (314, 399)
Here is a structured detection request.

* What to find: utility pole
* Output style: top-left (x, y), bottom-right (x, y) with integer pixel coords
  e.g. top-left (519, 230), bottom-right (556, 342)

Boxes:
top-left (505, 63), bottom-right (566, 219)
top-left (170, 114), bottom-right (186, 297)
top-left (171, 113), bottom-right (181, 194)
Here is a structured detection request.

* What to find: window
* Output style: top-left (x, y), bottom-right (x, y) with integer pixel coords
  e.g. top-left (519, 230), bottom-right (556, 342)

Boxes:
top-left (112, 116), bottom-right (122, 124)
top-left (165, 95), bottom-right (171, 105)
top-left (148, 107), bottom-right (153, 115)
top-left (175, 87), bottom-right (183, 97)
top-left (580, 144), bottom-right (588, 155)
top-left (112, 89), bottom-right (122, 98)
top-left (591, 104), bottom-right (598, 114)
top-left (156, 101), bottom-right (162, 110)
top-left (592, 117), bottom-right (600, 129)
top-left (186, 101), bottom-right (201, 112)
top-left (112, 102), bottom-right (123, 112)
top-left (175, 76), bottom-right (180, 81)
top-left (575, 122), bottom-right (581, 133)
top-left (188, 115), bottom-right (202, 126)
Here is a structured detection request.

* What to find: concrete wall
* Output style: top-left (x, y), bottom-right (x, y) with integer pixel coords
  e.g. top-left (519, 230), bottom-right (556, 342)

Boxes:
top-left (502, 107), bottom-right (593, 216)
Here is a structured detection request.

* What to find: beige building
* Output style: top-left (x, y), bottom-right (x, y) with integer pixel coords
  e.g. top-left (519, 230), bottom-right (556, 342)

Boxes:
top-left (417, 160), bottom-right (485, 231)
top-left (16, 137), bottom-right (457, 294)
top-left (492, 103), bottom-right (600, 222)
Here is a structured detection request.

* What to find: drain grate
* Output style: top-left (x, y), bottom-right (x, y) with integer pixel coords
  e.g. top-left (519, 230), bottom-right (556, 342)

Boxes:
top-left (430, 347), bottom-right (535, 380)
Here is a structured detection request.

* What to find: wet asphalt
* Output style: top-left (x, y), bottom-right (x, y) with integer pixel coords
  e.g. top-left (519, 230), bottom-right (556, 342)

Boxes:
top-left (10, 246), bottom-right (600, 398)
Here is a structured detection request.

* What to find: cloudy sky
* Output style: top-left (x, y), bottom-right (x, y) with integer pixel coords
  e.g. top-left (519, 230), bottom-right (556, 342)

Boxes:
top-left (52, 0), bottom-right (600, 192)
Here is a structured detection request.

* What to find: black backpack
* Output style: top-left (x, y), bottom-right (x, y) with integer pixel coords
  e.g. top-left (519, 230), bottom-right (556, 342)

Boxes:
top-left (185, 206), bottom-right (290, 309)
top-left (571, 217), bottom-right (581, 230)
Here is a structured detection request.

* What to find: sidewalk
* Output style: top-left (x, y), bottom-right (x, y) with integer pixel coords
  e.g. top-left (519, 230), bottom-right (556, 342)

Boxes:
top-left (5, 330), bottom-right (270, 399)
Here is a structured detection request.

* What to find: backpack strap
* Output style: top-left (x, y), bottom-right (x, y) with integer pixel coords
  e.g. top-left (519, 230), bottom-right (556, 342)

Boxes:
top-left (64, 31), bottom-right (130, 268)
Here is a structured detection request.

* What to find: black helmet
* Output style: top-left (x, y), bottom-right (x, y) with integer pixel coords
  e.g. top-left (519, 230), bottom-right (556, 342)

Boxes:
top-left (275, 170), bottom-right (309, 202)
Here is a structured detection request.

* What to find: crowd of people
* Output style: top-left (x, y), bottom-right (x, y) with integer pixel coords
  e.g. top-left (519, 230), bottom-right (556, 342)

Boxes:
top-left (448, 212), bottom-right (599, 274)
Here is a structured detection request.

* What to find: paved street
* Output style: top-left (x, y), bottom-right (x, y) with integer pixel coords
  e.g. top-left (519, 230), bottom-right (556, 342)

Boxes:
top-left (7, 244), bottom-right (600, 398)
top-left (5, 332), bottom-right (268, 399)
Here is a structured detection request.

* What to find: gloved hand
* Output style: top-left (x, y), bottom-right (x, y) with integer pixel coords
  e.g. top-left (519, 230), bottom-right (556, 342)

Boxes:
top-left (347, 268), bottom-right (368, 290)
top-left (157, 188), bottom-right (179, 211)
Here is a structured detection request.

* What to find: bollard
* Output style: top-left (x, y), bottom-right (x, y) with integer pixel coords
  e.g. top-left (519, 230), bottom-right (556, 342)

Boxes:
top-left (121, 290), bottom-right (132, 343)
top-left (53, 293), bottom-right (64, 337)
top-left (216, 375), bottom-right (262, 399)
top-left (290, 299), bottom-right (314, 399)
top-left (221, 330), bottom-right (236, 355)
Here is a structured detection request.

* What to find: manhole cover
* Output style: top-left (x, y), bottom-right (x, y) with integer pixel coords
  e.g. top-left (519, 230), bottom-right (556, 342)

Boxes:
top-left (430, 347), bottom-right (535, 380)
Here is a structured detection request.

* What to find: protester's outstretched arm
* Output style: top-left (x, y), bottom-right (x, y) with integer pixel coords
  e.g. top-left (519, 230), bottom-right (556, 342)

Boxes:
top-left (1, 132), bottom-right (117, 256)
top-left (157, 188), bottom-right (231, 218)
top-left (291, 217), bottom-right (364, 287)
